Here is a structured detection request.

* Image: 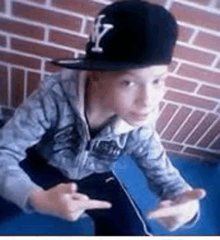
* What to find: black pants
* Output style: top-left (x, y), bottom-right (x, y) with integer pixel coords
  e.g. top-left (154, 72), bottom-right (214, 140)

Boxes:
top-left (74, 171), bottom-right (149, 235)
top-left (1, 150), bottom-right (150, 236)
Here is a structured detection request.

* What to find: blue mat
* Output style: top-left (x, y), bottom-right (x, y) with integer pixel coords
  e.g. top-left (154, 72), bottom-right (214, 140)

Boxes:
top-left (0, 154), bottom-right (219, 235)
top-left (114, 154), bottom-right (220, 236)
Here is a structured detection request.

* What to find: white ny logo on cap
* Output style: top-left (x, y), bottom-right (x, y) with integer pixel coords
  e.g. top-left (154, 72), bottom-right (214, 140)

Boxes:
top-left (91, 15), bottom-right (114, 53)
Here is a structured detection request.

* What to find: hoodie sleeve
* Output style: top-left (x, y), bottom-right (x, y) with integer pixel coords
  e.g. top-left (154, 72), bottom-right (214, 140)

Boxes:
top-left (0, 75), bottom-right (59, 212)
top-left (125, 127), bottom-right (199, 228)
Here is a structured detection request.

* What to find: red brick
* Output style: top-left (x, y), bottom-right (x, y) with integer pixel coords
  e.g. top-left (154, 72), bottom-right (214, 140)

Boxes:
top-left (0, 35), bottom-right (6, 47)
top-left (27, 0), bottom-right (46, 3)
top-left (164, 90), bottom-right (218, 110)
top-left (27, 71), bottom-right (41, 97)
top-left (165, 76), bottom-right (197, 92)
top-left (110, 0), bottom-right (167, 8)
top-left (85, 19), bottom-right (94, 36)
top-left (11, 68), bottom-right (24, 108)
top-left (186, 113), bottom-right (218, 145)
top-left (178, 25), bottom-right (194, 42)
top-left (156, 103), bottom-right (178, 134)
top-left (173, 44), bottom-right (216, 65)
top-left (161, 141), bottom-right (183, 152)
top-left (0, 0), bottom-right (4, 12)
top-left (168, 60), bottom-right (178, 73)
top-left (184, 147), bottom-right (220, 160)
top-left (11, 38), bottom-right (74, 59)
top-left (216, 60), bottom-right (220, 69)
top-left (197, 85), bottom-right (220, 99)
top-left (197, 119), bottom-right (220, 148)
top-left (0, 51), bottom-right (41, 69)
top-left (52, 0), bottom-right (105, 17)
top-left (110, 0), bottom-right (167, 4)
top-left (49, 30), bottom-right (87, 51)
top-left (210, 136), bottom-right (220, 150)
top-left (159, 101), bottom-right (165, 111)
top-left (0, 17), bottom-right (44, 40)
top-left (171, 2), bottom-right (220, 31)
top-left (143, 0), bottom-right (167, 6)
top-left (0, 65), bottom-right (8, 105)
top-left (181, 0), bottom-right (211, 5)
top-left (161, 106), bottom-right (192, 140)
top-left (173, 110), bottom-right (205, 143)
top-left (45, 60), bottom-right (61, 73)
top-left (193, 32), bottom-right (220, 52)
top-left (178, 63), bottom-right (220, 86)
top-left (12, 2), bottom-right (82, 32)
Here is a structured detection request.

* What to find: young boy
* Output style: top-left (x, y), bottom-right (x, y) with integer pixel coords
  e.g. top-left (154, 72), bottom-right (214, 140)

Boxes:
top-left (0, 0), bottom-right (206, 236)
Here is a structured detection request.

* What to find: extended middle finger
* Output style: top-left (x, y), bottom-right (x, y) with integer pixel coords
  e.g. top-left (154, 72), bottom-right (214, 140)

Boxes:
top-left (80, 199), bottom-right (112, 210)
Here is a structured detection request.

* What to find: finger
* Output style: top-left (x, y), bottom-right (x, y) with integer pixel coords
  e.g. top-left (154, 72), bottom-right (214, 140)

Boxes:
top-left (65, 209), bottom-right (85, 222)
top-left (176, 188), bottom-right (206, 204)
top-left (159, 200), bottom-right (173, 208)
top-left (71, 192), bottom-right (90, 201)
top-left (147, 205), bottom-right (181, 219)
top-left (79, 199), bottom-right (112, 210)
top-left (69, 210), bottom-right (85, 222)
top-left (147, 200), bottom-right (173, 220)
top-left (157, 216), bottom-right (180, 231)
top-left (64, 182), bottom-right (78, 193)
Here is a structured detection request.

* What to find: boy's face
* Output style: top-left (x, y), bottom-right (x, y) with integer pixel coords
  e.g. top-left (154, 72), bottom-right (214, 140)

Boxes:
top-left (92, 65), bottom-right (168, 127)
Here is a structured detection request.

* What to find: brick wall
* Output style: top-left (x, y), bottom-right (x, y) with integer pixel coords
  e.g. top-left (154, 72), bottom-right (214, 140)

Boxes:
top-left (0, 0), bottom-right (220, 160)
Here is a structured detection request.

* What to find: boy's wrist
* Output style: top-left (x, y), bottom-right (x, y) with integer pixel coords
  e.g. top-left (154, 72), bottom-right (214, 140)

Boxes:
top-left (28, 186), bottom-right (46, 213)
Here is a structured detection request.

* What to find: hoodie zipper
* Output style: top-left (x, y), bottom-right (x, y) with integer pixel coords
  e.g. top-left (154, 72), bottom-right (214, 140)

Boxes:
top-left (76, 116), bottom-right (92, 179)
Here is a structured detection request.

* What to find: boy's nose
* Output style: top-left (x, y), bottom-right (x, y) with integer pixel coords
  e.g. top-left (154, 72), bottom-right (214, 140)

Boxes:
top-left (134, 85), bottom-right (150, 107)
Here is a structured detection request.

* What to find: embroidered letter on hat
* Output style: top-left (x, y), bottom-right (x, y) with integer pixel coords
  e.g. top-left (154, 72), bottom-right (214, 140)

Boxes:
top-left (91, 15), bottom-right (114, 53)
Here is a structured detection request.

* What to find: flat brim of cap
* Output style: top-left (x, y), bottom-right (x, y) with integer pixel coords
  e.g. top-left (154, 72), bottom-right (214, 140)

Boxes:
top-left (51, 58), bottom-right (166, 71)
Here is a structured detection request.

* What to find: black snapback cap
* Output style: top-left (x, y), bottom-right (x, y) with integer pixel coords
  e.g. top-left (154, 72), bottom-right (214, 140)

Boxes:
top-left (51, 0), bottom-right (178, 71)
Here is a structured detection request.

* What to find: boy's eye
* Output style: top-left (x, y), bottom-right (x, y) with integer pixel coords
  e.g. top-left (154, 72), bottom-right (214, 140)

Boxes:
top-left (152, 79), bottom-right (160, 84)
top-left (152, 78), bottom-right (163, 85)
top-left (121, 80), bottom-right (135, 87)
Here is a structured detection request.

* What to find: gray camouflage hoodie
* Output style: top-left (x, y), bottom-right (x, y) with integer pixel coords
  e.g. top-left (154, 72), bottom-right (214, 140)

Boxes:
top-left (0, 69), bottom-right (195, 220)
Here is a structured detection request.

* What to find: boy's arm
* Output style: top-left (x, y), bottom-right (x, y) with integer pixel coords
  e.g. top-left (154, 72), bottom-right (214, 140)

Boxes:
top-left (0, 76), bottom-right (59, 212)
top-left (126, 128), bottom-right (203, 229)
top-left (128, 128), bottom-right (192, 199)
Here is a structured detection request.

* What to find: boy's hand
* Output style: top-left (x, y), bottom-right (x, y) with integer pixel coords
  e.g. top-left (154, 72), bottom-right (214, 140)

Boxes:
top-left (146, 188), bottom-right (206, 231)
top-left (29, 182), bottom-right (112, 221)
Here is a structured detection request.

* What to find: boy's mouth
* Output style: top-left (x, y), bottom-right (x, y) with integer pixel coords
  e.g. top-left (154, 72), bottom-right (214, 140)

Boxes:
top-left (130, 112), bottom-right (149, 120)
